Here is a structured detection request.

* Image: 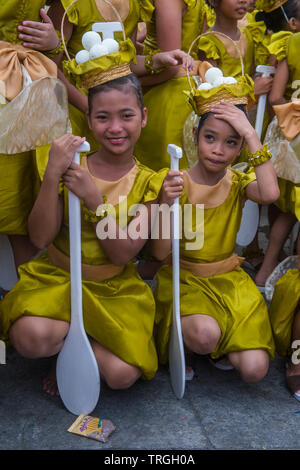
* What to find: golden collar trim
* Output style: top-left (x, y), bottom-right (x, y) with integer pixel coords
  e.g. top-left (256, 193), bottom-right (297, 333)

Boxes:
top-left (183, 168), bottom-right (232, 208)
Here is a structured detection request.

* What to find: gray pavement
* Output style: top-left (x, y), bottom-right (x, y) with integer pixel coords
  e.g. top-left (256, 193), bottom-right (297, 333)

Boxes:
top-left (0, 208), bottom-right (300, 452)
top-left (0, 346), bottom-right (299, 451)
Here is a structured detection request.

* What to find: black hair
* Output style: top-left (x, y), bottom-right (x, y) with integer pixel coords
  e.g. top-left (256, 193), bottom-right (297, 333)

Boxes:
top-left (204, 0), bottom-right (220, 10)
top-left (255, 0), bottom-right (300, 32)
top-left (88, 73), bottom-right (144, 116)
top-left (195, 104), bottom-right (249, 141)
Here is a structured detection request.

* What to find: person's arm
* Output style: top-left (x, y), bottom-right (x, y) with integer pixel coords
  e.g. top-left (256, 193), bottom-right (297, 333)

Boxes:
top-left (132, 49), bottom-right (193, 76)
top-left (210, 101), bottom-right (280, 204)
top-left (62, 163), bottom-right (162, 266)
top-left (269, 59), bottom-right (289, 105)
top-left (28, 134), bottom-right (86, 249)
top-left (139, 0), bottom-right (185, 86)
top-left (149, 170), bottom-right (183, 261)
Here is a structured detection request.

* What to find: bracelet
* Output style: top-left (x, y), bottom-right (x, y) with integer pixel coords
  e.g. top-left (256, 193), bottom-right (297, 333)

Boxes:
top-left (144, 49), bottom-right (166, 75)
top-left (247, 144), bottom-right (272, 167)
top-left (82, 199), bottom-right (114, 223)
top-left (44, 30), bottom-right (65, 57)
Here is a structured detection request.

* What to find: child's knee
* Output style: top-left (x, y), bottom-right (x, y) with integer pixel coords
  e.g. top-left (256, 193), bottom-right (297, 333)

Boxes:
top-left (238, 350), bottom-right (269, 383)
top-left (104, 362), bottom-right (142, 390)
top-left (182, 315), bottom-right (221, 354)
top-left (9, 316), bottom-right (66, 358)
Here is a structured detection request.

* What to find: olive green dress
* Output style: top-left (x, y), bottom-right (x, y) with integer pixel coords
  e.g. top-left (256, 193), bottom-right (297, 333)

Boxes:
top-left (269, 268), bottom-right (300, 357)
top-left (154, 168), bottom-right (275, 364)
top-left (0, 0), bottom-right (46, 234)
top-left (134, 0), bottom-right (216, 171)
top-left (265, 32), bottom-right (300, 220)
top-left (0, 158), bottom-right (167, 380)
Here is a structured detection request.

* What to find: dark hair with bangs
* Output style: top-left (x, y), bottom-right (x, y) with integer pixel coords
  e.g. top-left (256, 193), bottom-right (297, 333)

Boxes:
top-left (195, 104), bottom-right (249, 141)
top-left (88, 73), bottom-right (144, 116)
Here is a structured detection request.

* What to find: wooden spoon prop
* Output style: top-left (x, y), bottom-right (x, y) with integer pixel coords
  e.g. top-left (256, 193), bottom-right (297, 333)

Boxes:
top-left (167, 144), bottom-right (185, 399)
top-left (56, 140), bottom-right (100, 415)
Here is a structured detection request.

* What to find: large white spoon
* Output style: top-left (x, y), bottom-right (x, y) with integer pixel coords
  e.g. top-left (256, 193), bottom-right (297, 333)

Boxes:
top-left (167, 144), bottom-right (185, 399)
top-left (56, 141), bottom-right (100, 415)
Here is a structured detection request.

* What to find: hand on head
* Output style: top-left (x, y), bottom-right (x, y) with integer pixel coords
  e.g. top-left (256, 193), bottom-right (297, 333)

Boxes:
top-left (210, 100), bottom-right (255, 140)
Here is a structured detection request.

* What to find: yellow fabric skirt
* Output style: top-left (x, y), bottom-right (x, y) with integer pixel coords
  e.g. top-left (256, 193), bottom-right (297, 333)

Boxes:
top-left (269, 269), bottom-right (300, 357)
top-left (154, 265), bottom-right (275, 364)
top-left (0, 150), bottom-right (40, 234)
top-left (134, 77), bottom-right (192, 171)
top-left (0, 253), bottom-right (158, 380)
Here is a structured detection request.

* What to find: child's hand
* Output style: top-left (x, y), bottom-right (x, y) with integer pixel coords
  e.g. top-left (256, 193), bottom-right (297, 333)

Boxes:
top-left (159, 170), bottom-right (183, 206)
top-left (47, 134), bottom-right (86, 178)
top-left (152, 50), bottom-right (194, 71)
top-left (18, 8), bottom-right (60, 51)
top-left (254, 75), bottom-right (273, 96)
top-left (210, 100), bottom-right (257, 141)
top-left (62, 164), bottom-right (102, 209)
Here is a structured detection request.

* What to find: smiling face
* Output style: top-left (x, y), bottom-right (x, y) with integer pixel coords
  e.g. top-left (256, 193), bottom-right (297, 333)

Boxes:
top-left (88, 84), bottom-right (147, 160)
top-left (194, 113), bottom-right (243, 177)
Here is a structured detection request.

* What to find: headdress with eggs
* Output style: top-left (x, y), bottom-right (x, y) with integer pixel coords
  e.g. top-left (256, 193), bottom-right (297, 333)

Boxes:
top-left (61, 0), bottom-right (136, 90)
top-left (184, 32), bottom-right (255, 116)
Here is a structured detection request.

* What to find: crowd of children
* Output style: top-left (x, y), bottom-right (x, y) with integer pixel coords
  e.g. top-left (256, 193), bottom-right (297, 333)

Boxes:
top-left (0, 0), bottom-right (299, 404)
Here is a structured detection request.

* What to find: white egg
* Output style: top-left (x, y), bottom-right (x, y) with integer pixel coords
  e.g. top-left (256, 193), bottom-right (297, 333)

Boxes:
top-left (75, 49), bottom-right (90, 64)
top-left (82, 31), bottom-right (101, 50)
top-left (223, 76), bottom-right (237, 84)
top-left (212, 77), bottom-right (224, 87)
top-left (204, 67), bottom-right (223, 85)
top-left (89, 44), bottom-right (109, 59)
top-left (101, 38), bottom-right (120, 53)
top-left (197, 82), bottom-right (213, 90)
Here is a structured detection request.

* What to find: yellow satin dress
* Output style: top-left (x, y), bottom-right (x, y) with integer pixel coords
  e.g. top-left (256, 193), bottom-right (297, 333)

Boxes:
top-left (0, 0), bottom-right (45, 234)
top-left (134, 0), bottom-right (216, 171)
top-left (269, 269), bottom-right (300, 357)
top-left (0, 158), bottom-right (167, 380)
top-left (154, 168), bottom-right (275, 364)
top-left (36, 0), bottom-right (155, 181)
top-left (265, 32), bottom-right (300, 220)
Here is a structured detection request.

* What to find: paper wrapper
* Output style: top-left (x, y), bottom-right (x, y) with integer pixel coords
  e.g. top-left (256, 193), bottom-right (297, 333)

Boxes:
top-left (0, 77), bottom-right (69, 154)
top-left (68, 414), bottom-right (116, 443)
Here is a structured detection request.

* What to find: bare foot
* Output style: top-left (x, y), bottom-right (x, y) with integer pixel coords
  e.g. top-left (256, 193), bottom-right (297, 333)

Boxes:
top-left (255, 261), bottom-right (277, 287)
top-left (42, 359), bottom-right (59, 396)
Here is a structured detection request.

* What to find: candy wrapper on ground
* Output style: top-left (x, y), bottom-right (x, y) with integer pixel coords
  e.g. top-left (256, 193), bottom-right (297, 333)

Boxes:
top-left (68, 414), bottom-right (116, 443)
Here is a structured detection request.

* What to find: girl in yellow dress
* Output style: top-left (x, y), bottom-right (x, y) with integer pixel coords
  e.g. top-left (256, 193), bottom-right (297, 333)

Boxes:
top-left (0, 1), bottom-right (64, 269)
top-left (268, 234), bottom-right (300, 401)
top-left (134, 0), bottom-right (216, 171)
top-left (0, 64), bottom-right (168, 394)
top-left (255, 28), bottom-right (300, 288)
top-left (43, 0), bottom-right (156, 155)
top-left (197, 0), bottom-right (272, 101)
top-left (151, 75), bottom-right (279, 382)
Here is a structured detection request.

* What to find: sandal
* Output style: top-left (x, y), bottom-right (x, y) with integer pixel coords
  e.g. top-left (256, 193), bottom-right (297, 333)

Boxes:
top-left (185, 366), bottom-right (195, 381)
top-left (208, 355), bottom-right (234, 371)
top-left (286, 375), bottom-right (300, 402)
top-left (285, 345), bottom-right (300, 401)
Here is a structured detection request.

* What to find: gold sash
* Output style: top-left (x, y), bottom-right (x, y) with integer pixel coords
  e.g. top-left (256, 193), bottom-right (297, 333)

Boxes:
top-left (0, 41), bottom-right (57, 101)
top-left (47, 244), bottom-right (124, 281)
top-left (164, 252), bottom-right (244, 277)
